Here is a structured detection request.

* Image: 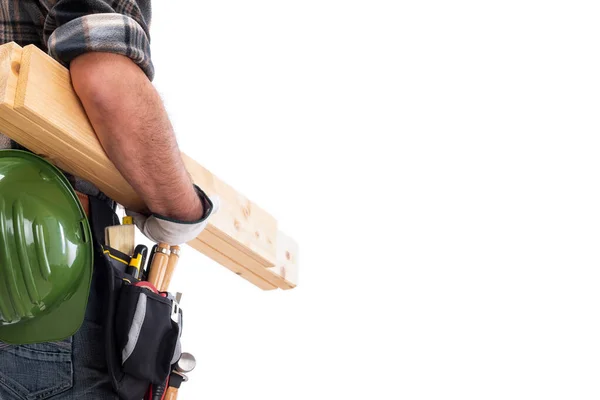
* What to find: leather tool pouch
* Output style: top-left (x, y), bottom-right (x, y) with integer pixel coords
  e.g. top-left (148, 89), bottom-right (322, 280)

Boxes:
top-left (89, 197), bottom-right (182, 400)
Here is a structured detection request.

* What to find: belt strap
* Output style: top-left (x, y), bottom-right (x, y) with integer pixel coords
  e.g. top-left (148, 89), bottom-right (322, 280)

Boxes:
top-left (75, 191), bottom-right (90, 217)
top-left (89, 195), bottom-right (120, 246)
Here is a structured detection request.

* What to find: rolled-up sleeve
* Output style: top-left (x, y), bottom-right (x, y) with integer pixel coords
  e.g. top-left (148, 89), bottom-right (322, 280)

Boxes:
top-left (44, 0), bottom-right (154, 79)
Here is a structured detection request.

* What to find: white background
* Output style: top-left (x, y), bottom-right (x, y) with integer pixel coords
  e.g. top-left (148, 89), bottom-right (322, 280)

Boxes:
top-left (146, 1), bottom-right (600, 399)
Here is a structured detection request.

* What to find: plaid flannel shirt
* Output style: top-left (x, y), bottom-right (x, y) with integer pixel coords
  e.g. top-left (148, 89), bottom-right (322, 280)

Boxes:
top-left (0, 0), bottom-right (154, 196)
top-left (0, 0), bottom-right (153, 78)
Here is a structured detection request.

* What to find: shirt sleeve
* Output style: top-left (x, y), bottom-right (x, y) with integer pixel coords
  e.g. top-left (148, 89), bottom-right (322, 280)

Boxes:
top-left (43, 0), bottom-right (154, 80)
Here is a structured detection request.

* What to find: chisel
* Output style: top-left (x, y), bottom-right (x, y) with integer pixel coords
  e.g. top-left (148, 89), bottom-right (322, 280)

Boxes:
top-left (159, 245), bottom-right (180, 292)
top-left (147, 242), bottom-right (170, 289)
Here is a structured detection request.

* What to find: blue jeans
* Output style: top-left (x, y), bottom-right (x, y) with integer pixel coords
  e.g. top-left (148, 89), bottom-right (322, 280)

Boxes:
top-left (0, 257), bottom-right (117, 399)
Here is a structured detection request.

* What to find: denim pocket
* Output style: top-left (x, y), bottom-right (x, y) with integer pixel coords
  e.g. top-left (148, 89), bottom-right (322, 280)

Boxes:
top-left (0, 338), bottom-right (73, 400)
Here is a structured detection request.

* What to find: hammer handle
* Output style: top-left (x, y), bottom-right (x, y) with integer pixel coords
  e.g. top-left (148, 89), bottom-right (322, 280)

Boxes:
top-left (165, 387), bottom-right (178, 400)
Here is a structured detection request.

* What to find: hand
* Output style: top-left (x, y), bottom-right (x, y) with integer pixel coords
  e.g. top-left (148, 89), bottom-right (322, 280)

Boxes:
top-left (127, 196), bottom-right (220, 245)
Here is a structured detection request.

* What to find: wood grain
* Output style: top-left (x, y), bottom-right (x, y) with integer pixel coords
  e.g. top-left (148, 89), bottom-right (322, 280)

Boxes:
top-left (182, 154), bottom-right (277, 267)
top-left (105, 224), bottom-right (135, 256)
top-left (270, 231), bottom-right (299, 288)
top-left (190, 236), bottom-right (278, 290)
top-left (200, 229), bottom-right (295, 289)
top-left (0, 43), bottom-right (20, 107)
top-left (165, 387), bottom-right (178, 400)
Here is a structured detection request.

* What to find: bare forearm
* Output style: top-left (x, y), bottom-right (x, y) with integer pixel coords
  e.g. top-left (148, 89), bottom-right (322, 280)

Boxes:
top-left (70, 52), bottom-right (203, 221)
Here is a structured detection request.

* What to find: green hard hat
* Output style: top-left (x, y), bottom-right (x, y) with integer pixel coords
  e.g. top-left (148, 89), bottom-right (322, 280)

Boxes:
top-left (0, 150), bottom-right (93, 344)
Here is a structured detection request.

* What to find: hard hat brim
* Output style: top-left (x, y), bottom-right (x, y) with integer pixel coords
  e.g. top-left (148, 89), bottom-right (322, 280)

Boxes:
top-left (0, 261), bottom-right (92, 344)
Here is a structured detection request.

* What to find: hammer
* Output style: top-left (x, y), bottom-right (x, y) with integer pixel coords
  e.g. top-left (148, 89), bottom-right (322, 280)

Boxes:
top-left (165, 353), bottom-right (197, 400)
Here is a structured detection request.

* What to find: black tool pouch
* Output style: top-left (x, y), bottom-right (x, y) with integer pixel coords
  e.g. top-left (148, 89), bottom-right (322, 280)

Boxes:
top-left (116, 284), bottom-right (180, 382)
top-left (89, 197), bottom-right (182, 400)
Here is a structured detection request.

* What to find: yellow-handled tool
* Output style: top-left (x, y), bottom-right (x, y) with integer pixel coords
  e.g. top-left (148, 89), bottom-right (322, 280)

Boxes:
top-left (126, 245), bottom-right (148, 279)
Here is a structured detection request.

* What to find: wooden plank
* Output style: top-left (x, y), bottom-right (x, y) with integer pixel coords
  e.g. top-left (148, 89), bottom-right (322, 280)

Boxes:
top-left (0, 42), bottom-right (297, 290)
top-left (15, 45), bottom-right (278, 269)
top-left (15, 44), bottom-right (278, 267)
top-left (190, 236), bottom-right (277, 290)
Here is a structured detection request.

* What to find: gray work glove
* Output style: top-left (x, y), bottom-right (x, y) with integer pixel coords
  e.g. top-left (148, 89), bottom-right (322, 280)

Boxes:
top-left (126, 185), bottom-right (219, 245)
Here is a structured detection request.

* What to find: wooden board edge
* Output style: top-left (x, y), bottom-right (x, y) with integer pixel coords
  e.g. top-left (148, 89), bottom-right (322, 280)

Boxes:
top-left (188, 237), bottom-right (278, 291)
top-left (13, 44), bottom-right (32, 109)
top-left (200, 229), bottom-right (294, 290)
top-left (270, 231), bottom-right (299, 289)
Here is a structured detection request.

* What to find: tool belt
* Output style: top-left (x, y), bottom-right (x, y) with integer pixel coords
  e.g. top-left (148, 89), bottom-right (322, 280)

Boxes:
top-left (88, 196), bottom-right (183, 400)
